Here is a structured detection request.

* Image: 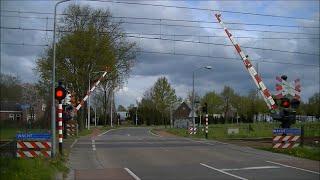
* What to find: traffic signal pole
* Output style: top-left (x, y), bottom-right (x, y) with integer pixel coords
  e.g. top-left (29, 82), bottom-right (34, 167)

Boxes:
top-left (58, 100), bottom-right (63, 155)
top-left (205, 114), bottom-right (208, 139)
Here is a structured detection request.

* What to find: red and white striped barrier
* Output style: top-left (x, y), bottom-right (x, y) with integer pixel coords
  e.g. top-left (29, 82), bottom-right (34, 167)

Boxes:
top-left (16, 141), bottom-right (51, 158)
top-left (214, 13), bottom-right (277, 111)
top-left (66, 122), bottom-right (77, 137)
top-left (75, 67), bottom-right (110, 112)
top-left (272, 135), bottom-right (300, 149)
top-left (189, 127), bottom-right (197, 135)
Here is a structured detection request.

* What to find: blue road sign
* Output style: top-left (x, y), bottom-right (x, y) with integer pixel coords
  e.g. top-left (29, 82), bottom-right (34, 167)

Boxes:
top-left (273, 128), bottom-right (301, 135)
top-left (16, 133), bottom-right (51, 140)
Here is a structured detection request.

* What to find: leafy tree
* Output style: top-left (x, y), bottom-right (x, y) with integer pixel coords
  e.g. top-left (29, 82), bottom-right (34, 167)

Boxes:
top-left (201, 91), bottom-right (223, 114)
top-left (35, 4), bottom-right (137, 129)
top-left (305, 92), bottom-right (320, 117)
top-left (150, 77), bottom-right (178, 127)
top-left (117, 105), bottom-right (127, 111)
top-left (0, 73), bottom-right (22, 101)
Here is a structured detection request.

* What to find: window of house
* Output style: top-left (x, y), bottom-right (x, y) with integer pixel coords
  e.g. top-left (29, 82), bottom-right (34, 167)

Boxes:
top-left (16, 114), bottom-right (21, 118)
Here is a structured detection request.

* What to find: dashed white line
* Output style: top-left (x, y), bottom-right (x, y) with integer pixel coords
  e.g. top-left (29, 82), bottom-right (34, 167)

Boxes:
top-left (124, 168), bottom-right (141, 180)
top-left (221, 166), bottom-right (280, 171)
top-left (266, 161), bottom-right (320, 175)
top-left (70, 139), bottom-right (78, 148)
top-left (92, 139), bottom-right (96, 151)
top-left (200, 163), bottom-right (248, 180)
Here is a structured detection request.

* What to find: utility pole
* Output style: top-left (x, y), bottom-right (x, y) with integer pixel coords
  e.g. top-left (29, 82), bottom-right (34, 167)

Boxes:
top-left (88, 73), bottom-right (91, 130)
top-left (110, 89), bottom-right (113, 127)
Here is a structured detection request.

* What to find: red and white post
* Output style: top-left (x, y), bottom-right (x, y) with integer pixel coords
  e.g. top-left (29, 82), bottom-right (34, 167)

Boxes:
top-left (205, 114), bottom-right (208, 139)
top-left (57, 101), bottom-right (63, 154)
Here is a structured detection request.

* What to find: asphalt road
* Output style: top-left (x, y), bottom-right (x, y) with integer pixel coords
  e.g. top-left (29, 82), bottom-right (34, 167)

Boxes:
top-left (67, 127), bottom-right (320, 180)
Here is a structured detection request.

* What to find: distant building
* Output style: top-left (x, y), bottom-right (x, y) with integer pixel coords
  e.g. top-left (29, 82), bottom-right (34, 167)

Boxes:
top-left (117, 111), bottom-right (129, 121)
top-left (173, 101), bottom-right (196, 128)
top-left (0, 101), bottom-right (24, 121)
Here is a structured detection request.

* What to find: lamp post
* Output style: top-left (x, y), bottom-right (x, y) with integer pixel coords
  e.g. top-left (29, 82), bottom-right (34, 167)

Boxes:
top-left (192, 66), bottom-right (212, 131)
top-left (88, 71), bottom-right (106, 129)
top-left (51, 0), bottom-right (70, 157)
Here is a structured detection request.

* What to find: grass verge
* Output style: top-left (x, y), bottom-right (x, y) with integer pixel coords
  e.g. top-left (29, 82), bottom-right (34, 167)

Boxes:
top-left (258, 146), bottom-right (320, 161)
top-left (163, 128), bottom-right (320, 161)
top-left (0, 156), bottom-right (68, 180)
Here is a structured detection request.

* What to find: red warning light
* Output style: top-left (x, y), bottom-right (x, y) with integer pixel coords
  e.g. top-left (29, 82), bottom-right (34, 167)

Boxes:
top-left (281, 98), bottom-right (290, 108)
top-left (55, 86), bottom-right (66, 101)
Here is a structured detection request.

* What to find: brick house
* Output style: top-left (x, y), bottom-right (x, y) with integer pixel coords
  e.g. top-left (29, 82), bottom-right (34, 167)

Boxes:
top-left (0, 101), bottom-right (24, 122)
top-left (173, 101), bottom-right (198, 128)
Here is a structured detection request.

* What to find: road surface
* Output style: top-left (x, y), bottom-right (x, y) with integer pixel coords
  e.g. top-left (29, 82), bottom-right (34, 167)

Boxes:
top-left (67, 127), bottom-right (319, 180)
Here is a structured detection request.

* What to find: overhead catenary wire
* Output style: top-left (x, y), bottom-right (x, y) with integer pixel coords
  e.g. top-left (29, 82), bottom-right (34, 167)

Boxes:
top-left (1, 42), bottom-right (319, 67)
top-left (72, 0), bottom-right (319, 21)
top-left (1, 26), bottom-right (319, 56)
top-left (1, 12), bottom-right (320, 29)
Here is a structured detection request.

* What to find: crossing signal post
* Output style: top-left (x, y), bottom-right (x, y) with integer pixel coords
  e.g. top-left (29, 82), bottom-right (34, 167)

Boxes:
top-left (55, 82), bottom-right (66, 155)
top-left (202, 103), bottom-right (208, 139)
top-left (274, 75), bottom-right (301, 128)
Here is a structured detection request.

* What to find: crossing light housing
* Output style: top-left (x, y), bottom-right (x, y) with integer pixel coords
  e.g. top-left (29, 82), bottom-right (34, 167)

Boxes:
top-left (280, 98), bottom-right (290, 108)
top-left (55, 86), bottom-right (66, 101)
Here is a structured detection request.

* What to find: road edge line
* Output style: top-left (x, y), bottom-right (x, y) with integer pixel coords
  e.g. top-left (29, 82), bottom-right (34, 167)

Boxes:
top-left (149, 129), bottom-right (162, 137)
top-left (70, 139), bottom-right (78, 148)
top-left (124, 168), bottom-right (141, 180)
top-left (98, 128), bottom-right (116, 136)
top-left (200, 163), bottom-right (248, 180)
top-left (266, 161), bottom-right (320, 175)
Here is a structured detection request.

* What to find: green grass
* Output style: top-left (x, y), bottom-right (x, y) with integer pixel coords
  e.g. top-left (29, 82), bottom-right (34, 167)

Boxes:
top-left (259, 146), bottom-right (320, 161)
top-left (0, 156), bottom-right (68, 180)
top-left (166, 122), bottom-right (320, 139)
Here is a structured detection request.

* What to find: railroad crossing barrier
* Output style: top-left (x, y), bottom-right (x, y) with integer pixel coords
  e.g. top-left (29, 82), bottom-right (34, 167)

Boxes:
top-left (16, 133), bottom-right (51, 158)
top-left (66, 120), bottom-right (78, 137)
top-left (188, 126), bottom-right (197, 135)
top-left (272, 128), bottom-right (301, 149)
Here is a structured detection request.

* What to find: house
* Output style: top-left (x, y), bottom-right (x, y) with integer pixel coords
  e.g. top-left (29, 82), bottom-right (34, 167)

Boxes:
top-left (173, 101), bottom-right (198, 128)
top-left (117, 111), bottom-right (128, 121)
top-left (0, 101), bottom-right (24, 121)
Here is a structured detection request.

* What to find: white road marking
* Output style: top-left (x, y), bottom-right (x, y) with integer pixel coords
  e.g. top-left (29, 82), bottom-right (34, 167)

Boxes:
top-left (98, 128), bottom-right (115, 136)
top-left (70, 139), bottom-right (78, 148)
top-left (266, 161), bottom-right (320, 175)
top-left (200, 163), bottom-right (248, 180)
top-left (221, 166), bottom-right (280, 171)
top-left (148, 129), bottom-right (162, 137)
top-left (127, 134), bottom-right (131, 136)
top-left (92, 139), bottom-right (96, 151)
top-left (124, 168), bottom-right (141, 180)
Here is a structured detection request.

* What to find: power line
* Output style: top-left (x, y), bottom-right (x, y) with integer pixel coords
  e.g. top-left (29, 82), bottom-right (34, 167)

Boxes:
top-left (1, 42), bottom-right (319, 67)
top-left (1, 26), bottom-right (319, 56)
top-left (86, 0), bottom-right (319, 21)
top-left (2, 12), bottom-right (320, 29)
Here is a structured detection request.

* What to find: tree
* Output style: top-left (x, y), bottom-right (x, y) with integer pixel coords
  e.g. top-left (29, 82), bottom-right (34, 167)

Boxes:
top-left (201, 91), bottom-right (223, 114)
top-left (117, 105), bottom-right (126, 111)
top-left (220, 86), bottom-right (238, 123)
top-left (35, 4), bottom-right (137, 129)
top-left (150, 77), bottom-right (178, 127)
top-left (306, 92), bottom-right (320, 117)
top-left (0, 73), bottom-right (22, 101)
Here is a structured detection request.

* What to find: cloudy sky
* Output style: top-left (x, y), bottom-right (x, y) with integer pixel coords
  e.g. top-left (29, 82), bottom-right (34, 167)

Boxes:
top-left (1, 0), bottom-right (319, 107)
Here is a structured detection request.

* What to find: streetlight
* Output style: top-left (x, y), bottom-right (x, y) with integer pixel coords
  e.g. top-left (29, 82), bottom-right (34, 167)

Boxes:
top-left (136, 97), bottom-right (141, 126)
top-left (88, 71), bottom-right (106, 129)
top-left (51, 0), bottom-right (70, 157)
top-left (192, 66), bottom-right (212, 130)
